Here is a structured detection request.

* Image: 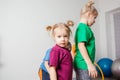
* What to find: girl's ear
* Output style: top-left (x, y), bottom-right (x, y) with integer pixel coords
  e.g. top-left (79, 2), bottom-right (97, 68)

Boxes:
top-left (86, 11), bottom-right (91, 17)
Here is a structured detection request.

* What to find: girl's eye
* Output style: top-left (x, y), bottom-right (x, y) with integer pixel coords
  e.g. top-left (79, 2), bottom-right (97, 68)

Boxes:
top-left (64, 35), bottom-right (68, 38)
top-left (57, 36), bottom-right (61, 38)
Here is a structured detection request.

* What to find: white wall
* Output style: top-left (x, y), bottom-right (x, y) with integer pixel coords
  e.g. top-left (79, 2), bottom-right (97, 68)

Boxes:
top-left (0, 0), bottom-right (88, 80)
top-left (1, 0), bottom-right (120, 80)
top-left (95, 0), bottom-right (120, 61)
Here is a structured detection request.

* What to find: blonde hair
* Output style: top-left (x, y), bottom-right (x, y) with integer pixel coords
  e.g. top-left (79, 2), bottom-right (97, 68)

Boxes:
top-left (46, 20), bottom-right (74, 38)
top-left (81, 0), bottom-right (98, 16)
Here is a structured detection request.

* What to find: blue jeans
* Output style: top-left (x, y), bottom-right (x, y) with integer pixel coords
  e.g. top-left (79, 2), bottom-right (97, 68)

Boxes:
top-left (75, 68), bottom-right (92, 80)
top-left (42, 69), bottom-right (50, 80)
top-left (38, 69), bottom-right (50, 80)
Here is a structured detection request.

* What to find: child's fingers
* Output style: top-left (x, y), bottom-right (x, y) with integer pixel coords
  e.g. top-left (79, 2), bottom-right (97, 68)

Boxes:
top-left (92, 71), bottom-right (98, 78)
top-left (89, 70), bottom-right (98, 78)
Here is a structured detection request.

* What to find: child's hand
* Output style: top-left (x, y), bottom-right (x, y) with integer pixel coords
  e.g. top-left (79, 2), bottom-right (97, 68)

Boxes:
top-left (88, 63), bottom-right (98, 78)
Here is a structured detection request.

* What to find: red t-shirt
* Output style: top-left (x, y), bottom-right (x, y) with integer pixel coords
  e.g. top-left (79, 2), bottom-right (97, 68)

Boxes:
top-left (50, 44), bottom-right (73, 80)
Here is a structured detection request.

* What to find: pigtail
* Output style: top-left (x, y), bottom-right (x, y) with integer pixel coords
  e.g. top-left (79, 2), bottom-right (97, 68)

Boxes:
top-left (66, 20), bottom-right (74, 27)
top-left (46, 26), bottom-right (53, 37)
top-left (85, 0), bottom-right (94, 11)
top-left (86, 0), bottom-right (94, 8)
top-left (46, 26), bottom-right (52, 31)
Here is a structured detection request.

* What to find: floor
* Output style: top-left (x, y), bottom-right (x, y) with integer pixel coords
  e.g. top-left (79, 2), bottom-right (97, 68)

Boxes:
top-left (93, 77), bottom-right (118, 80)
top-left (73, 76), bottom-right (120, 80)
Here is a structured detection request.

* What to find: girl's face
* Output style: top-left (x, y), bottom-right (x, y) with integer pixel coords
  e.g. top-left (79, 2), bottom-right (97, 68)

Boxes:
top-left (87, 14), bottom-right (97, 26)
top-left (53, 28), bottom-right (69, 48)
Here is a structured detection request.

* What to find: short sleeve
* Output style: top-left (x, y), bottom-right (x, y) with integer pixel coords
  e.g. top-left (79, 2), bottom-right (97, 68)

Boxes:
top-left (76, 27), bottom-right (90, 43)
top-left (49, 49), bottom-right (59, 68)
top-left (44, 48), bottom-right (52, 61)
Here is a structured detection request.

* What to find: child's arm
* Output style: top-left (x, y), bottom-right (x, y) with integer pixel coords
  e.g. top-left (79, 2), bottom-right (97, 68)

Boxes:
top-left (78, 42), bottom-right (97, 78)
top-left (49, 66), bottom-right (57, 80)
top-left (44, 61), bottom-right (50, 73)
top-left (44, 48), bottom-right (51, 73)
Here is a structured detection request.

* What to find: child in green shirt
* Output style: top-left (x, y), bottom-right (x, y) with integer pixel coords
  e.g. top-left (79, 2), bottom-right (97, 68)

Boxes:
top-left (74, 0), bottom-right (98, 80)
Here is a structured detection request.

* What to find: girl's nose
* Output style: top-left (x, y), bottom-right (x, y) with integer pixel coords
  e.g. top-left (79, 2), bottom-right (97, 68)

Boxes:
top-left (61, 37), bottom-right (65, 40)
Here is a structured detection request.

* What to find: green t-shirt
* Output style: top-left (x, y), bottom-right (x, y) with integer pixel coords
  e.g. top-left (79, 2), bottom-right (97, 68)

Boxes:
top-left (73, 23), bottom-right (96, 70)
